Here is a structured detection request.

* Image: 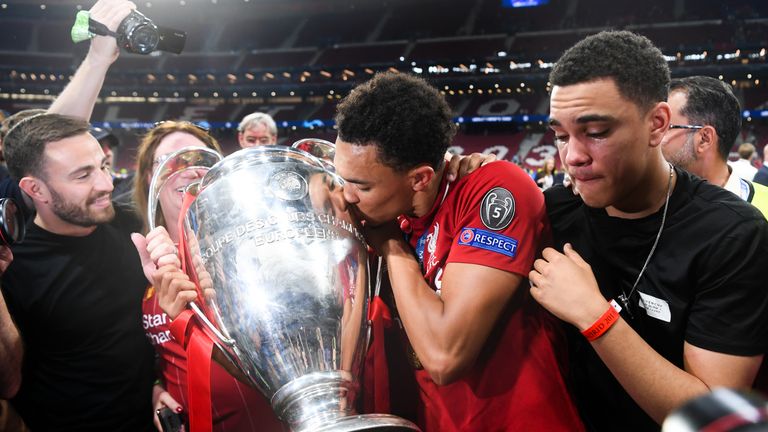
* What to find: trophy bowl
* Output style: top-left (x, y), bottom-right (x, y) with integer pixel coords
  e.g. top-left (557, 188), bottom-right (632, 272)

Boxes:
top-left (153, 146), bottom-right (418, 432)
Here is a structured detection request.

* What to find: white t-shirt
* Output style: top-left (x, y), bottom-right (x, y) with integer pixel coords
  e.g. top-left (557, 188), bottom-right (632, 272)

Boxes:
top-left (728, 159), bottom-right (758, 181)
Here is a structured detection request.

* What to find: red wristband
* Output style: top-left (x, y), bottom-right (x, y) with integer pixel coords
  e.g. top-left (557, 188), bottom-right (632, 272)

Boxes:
top-left (581, 300), bottom-right (622, 342)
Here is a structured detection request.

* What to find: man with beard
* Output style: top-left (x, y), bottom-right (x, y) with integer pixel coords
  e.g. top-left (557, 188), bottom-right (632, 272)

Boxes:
top-left (0, 113), bottom-right (155, 431)
top-left (660, 75), bottom-right (768, 216)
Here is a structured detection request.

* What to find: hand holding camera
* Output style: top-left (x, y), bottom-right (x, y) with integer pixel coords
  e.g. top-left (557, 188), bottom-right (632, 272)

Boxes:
top-left (0, 197), bottom-right (25, 276)
top-left (83, 0), bottom-right (135, 63)
top-left (0, 198), bottom-right (25, 249)
top-left (72, 0), bottom-right (186, 55)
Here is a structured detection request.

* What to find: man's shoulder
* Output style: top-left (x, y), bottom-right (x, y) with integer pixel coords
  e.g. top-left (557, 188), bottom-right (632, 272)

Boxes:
top-left (466, 160), bottom-right (529, 180)
top-left (449, 161), bottom-right (544, 218)
top-left (729, 159), bottom-right (758, 178)
top-left (681, 171), bottom-right (764, 223)
top-left (544, 184), bottom-right (582, 216)
top-left (751, 180), bottom-right (768, 191)
top-left (544, 183), bottom-right (578, 201)
top-left (110, 202), bottom-right (143, 234)
top-left (748, 181), bottom-right (768, 219)
top-left (753, 165), bottom-right (768, 186)
top-left (455, 161), bottom-right (540, 197)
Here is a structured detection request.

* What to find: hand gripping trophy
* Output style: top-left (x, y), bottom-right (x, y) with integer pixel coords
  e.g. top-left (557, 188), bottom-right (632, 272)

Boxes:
top-left (148, 142), bottom-right (419, 432)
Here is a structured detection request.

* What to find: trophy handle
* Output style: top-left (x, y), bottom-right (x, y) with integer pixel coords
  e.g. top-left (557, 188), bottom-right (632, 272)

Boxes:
top-left (147, 146), bottom-right (223, 230)
top-left (189, 301), bottom-right (236, 347)
top-left (145, 146), bottom-right (233, 346)
top-left (365, 256), bottom-right (384, 353)
top-left (291, 138), bottom-right (336, 171)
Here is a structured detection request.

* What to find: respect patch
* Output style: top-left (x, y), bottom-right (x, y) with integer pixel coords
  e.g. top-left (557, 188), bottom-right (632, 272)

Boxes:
top-left (457, 227), bottom-right (519, 258)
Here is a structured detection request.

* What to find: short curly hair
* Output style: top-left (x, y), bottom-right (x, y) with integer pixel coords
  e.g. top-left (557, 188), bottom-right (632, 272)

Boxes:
top-left (550, 30), bottom-right (670, 112)
top-left (670, 76), bottom-right (741, 161)
top-left (335, 72), bottom-right (456, 172)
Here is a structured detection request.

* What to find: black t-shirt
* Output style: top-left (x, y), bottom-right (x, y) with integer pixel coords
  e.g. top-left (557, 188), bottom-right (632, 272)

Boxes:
top-left (545, 168), bottom-right (768, 432)
top-left (1, 204), bottom-right (155, 431)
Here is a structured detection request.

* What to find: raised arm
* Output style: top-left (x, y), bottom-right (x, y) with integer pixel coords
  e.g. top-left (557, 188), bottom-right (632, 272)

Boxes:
top-left (48, 0), bottom-right (136, 119)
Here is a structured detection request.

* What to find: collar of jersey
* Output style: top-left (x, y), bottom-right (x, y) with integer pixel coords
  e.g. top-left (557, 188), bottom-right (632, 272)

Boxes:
top-left (401, 171), bottom-right (451, 234)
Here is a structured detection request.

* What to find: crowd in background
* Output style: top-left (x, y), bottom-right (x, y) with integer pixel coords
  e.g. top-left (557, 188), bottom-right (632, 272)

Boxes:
top-left (0, 1), bottom-right (767, 432)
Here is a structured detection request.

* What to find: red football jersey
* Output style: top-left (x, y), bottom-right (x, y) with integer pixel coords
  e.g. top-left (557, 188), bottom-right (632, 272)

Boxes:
top-left (399, 162), bottom-right (584, 432)
top-left (143, 287), bottom-right (285, 432)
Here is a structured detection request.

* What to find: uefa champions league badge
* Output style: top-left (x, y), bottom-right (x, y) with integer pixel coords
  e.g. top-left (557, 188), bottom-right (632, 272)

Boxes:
top-left (480, 187), bottom-right (515, 230)
top-left (269, 170), bottom-right (308, 201)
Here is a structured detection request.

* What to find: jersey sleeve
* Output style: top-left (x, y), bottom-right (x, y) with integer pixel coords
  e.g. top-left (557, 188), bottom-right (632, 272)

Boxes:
top-left (685, 216), bottom-right (768, 355)
top-left (446, 162), bottom-right (546, 277)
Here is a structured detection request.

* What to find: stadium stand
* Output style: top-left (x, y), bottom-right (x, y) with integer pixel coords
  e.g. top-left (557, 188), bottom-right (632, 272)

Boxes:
top-left (0, 0), bottom-right (766, 172)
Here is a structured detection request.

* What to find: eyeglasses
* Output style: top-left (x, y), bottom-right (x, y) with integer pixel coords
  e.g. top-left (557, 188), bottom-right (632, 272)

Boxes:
top-left (153, 153), bottom-right (173, 167)
top-left (152, 120), bottom-right (210, 133)
top-left (669, 124), bottom-right (704, 131)
top-left (151, 121), bottom-right (212, 167)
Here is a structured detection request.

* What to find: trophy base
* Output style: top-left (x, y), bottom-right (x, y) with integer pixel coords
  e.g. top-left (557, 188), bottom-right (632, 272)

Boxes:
top-left (272, 372), bottom-right (421, 432)
top-left (302, 414), bottom-right (421, 432)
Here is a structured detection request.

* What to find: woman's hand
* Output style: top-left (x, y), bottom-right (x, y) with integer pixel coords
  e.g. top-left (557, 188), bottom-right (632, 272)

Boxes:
top-left (152, 383), bottom-right (185, 432)
top-left (131, 226), bottom-right (180, 283)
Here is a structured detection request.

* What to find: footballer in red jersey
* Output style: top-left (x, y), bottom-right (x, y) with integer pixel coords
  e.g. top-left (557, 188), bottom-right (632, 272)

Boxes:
top-left (333, 72), bottom-right (584, 432)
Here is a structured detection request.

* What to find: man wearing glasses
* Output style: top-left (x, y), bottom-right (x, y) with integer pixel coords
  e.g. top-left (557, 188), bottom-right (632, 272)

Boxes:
top-left (237, 112), bottom-right (278, 148)
top-left (661, 75), bottom-right (768, 216)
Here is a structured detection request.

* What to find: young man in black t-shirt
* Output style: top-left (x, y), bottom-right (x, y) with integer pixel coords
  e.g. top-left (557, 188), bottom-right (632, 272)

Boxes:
top-left (528, 31), bottom-right (768, 431)
top-left (0, 113), bottom-right (155, 431)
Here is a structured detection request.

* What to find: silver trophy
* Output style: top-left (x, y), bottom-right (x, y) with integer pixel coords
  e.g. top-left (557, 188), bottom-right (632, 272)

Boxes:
top-left (291, 138), bottom-right (336, 171)
top-left (150, 145), bottom-right (419, 432)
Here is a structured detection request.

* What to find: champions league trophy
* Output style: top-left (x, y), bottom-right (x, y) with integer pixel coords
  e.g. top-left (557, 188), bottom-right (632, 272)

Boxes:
top-left (149, 144), bottom-right (419, 432)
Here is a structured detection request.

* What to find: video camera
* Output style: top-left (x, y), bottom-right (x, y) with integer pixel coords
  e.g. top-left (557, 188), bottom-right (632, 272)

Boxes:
top-left (0, 198), bottom-right (25, 247)
top-left (71, 9), bottom-right (186, 55)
